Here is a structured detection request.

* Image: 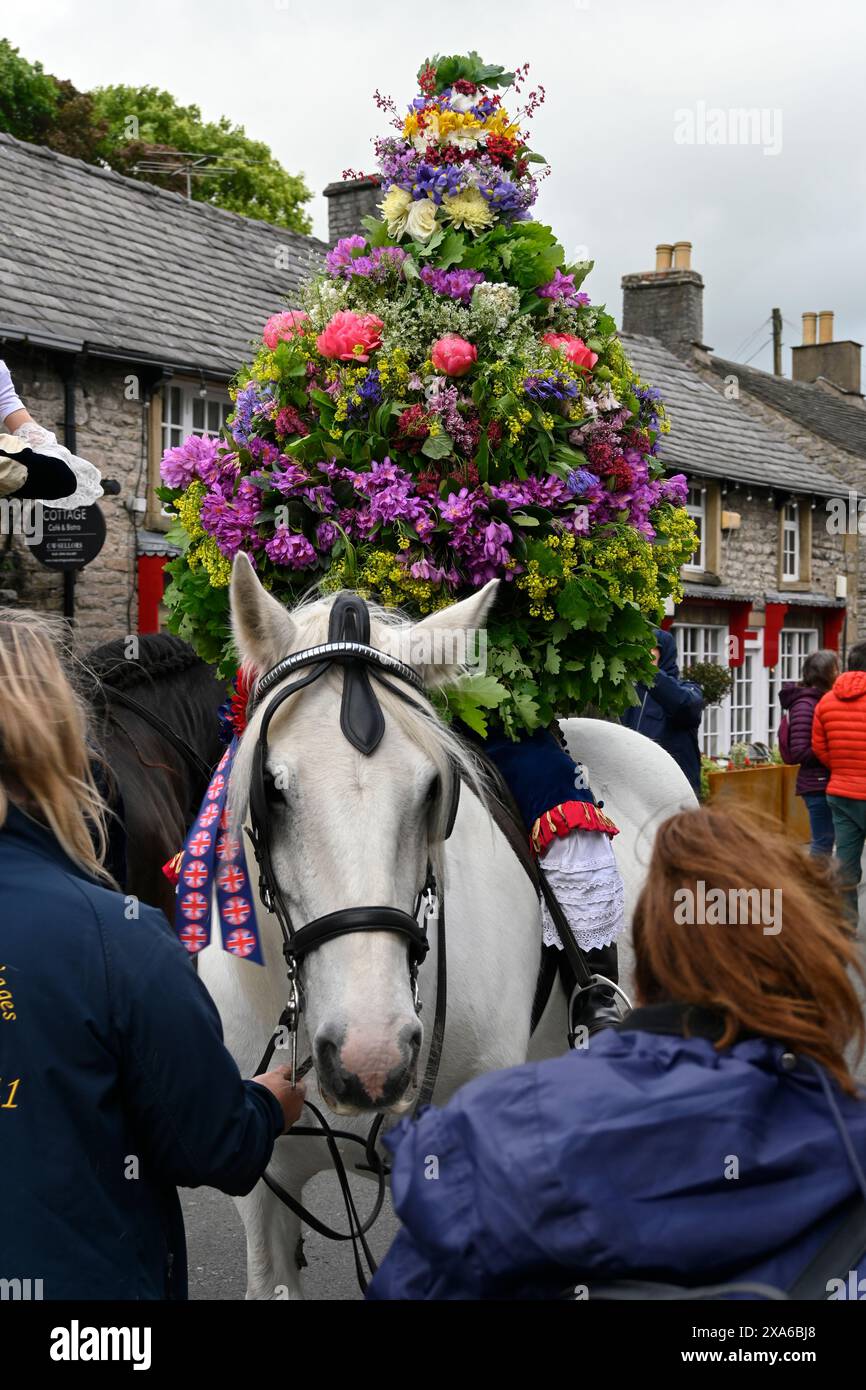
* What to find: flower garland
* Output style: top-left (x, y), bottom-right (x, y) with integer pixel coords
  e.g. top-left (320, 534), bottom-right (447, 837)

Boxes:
top-left (158, 52), bottom-right (695, 737)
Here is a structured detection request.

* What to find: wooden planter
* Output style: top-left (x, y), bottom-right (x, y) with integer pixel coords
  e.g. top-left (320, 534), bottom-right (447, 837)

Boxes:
top-left (706, 764), bottom-right (811, 842)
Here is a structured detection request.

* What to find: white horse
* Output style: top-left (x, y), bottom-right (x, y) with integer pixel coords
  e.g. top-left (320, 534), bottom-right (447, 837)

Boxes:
top-left (198, 553), bottom-right (696, 1299)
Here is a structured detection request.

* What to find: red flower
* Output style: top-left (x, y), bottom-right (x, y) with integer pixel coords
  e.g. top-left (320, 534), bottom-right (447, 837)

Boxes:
top-left (419, 62), bottom-right (437, 96)
top-left (453, 79), bottom-right (478, 95)
top-left (486, 134), bottom-right (518, 162)
top-left (542, 332), bottom-right (599, 372)
top-left (317, 310), bottom-right (384, 363)
top-left (431, 334), bottom-right (477, 377)
top-left (487, 419), bottom-right (503, 447)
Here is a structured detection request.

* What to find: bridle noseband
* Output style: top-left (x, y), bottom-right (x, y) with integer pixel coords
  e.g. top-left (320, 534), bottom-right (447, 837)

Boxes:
top-left (244, 593), bottom-right (459, 1081)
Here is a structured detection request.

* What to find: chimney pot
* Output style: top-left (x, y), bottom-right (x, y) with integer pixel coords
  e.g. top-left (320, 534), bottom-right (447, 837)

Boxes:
top-left (655, 243), bottom-right (673, 272)
top-left (672, 240), bottom-right (692, 271)
top-left (818, 310), bottom-right (834, 344)
top-left (802, 312), bottom-right (817, 346)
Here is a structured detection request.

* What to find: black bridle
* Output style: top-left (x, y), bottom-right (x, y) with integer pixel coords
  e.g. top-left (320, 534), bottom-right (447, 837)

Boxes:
top-left (243, 594), bottom-right (458, 1290)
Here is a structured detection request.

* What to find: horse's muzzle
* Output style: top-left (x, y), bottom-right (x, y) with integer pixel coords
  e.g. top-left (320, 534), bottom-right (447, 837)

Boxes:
top-left (314, 1019), bottom-right (422, 1114)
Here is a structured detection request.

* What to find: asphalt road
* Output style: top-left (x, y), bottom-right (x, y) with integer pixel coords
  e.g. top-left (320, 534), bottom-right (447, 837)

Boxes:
top-left (185, 888), bottom-right (866, 1301)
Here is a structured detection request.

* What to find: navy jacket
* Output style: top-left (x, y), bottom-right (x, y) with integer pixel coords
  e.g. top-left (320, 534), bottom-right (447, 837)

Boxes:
top-left (482, 728), bottom-right (595, 833)
top-left (369, 1005), bottom-right (866, 1300)
top-left (0, 806), bottom-right (282, 1300)
top-left (778, 684), bottom-right (829, 796)
top-left (621, 629), bottom-right (704, 793)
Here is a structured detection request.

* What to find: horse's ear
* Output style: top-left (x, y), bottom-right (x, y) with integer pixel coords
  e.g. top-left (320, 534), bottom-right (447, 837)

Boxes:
top-left (230, 551), bottom-right (295, 673)
top-left (409, 579), bottom-right (499, 687)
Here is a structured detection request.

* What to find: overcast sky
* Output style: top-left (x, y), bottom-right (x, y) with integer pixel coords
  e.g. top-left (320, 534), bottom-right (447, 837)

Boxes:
top-left (4, 0), bottom-right (865, 379)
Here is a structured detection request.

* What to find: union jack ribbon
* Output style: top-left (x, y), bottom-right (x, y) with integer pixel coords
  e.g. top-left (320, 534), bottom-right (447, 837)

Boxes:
top-left (174, 739), bottom-right (264, 965)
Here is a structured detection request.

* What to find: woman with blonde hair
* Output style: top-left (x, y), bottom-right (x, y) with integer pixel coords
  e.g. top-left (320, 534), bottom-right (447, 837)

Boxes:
top-left (370, 807), bottom-right (866, 1300)
top-left (0, 610), bottom-right (304, 1300)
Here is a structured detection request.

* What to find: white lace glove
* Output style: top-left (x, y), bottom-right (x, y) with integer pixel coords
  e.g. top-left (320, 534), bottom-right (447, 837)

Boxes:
top-left (13, 421), bottom-right (104, 509)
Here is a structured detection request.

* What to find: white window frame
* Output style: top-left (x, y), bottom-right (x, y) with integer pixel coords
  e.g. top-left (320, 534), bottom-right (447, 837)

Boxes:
top-left (162, 381), bottom-right (232, 453)
top-left (674, 623), bottom-right (726, 755)
top-left (683, 483), bottom-right (706, 572)
top-left (782, 503), bottom-right (800, 581)
top-left (778, 628), bottom-right (819, 684)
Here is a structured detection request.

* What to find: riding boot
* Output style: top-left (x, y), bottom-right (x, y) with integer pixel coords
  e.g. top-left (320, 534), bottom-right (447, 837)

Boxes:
top-left (569, 942), bottom-right (623, 1040)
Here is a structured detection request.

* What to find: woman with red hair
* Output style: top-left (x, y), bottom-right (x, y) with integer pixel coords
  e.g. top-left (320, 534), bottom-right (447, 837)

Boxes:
top-left (370, 808), bottom-right (866, 1300)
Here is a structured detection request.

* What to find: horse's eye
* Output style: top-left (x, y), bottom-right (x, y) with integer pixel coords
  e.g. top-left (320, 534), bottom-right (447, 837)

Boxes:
top-left (426, 775), bottom-right (441, 806)
top-left (264, 767), bottom-right (285, 806)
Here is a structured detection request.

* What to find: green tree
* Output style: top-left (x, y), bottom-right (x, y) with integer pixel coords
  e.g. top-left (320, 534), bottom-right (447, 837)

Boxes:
top-left (0, 38), bottom-right (61, 143)
top-left (0, 40), bottom-right (311, 232)
top-left (90, 85), bottom-right (312, 233)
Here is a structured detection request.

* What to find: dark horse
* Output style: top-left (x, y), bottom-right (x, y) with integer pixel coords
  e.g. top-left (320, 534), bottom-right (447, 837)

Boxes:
top-left (83, 634), bottom-right (226, 921)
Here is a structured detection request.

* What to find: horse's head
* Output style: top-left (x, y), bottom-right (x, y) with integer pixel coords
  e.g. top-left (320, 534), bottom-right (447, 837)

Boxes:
top-left (228, 553), bottom-right (496, 1115)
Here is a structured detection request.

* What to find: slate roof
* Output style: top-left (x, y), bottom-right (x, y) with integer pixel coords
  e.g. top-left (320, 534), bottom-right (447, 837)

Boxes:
top-left (709, 355), bottom-right (866, 461)
top-left (622, 333), bottom-right (844, 497)
top-left (0, 132), bottom-right (327, 378)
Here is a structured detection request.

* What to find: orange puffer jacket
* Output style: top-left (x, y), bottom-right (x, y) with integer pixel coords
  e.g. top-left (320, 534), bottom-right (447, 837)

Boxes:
top-left (811, 671), bottom-right (866, 799)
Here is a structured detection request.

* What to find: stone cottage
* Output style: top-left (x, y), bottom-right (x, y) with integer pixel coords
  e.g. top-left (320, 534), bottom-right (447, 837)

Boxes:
top-left (622, 243), bottom-right (857, 754)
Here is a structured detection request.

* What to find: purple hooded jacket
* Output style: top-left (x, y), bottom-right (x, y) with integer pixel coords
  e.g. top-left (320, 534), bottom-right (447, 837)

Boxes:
top-left (779, 683), bottom-right (829, 795)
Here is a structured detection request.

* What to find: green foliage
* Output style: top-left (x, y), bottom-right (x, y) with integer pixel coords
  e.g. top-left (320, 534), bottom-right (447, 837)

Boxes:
top-left (0, 40), bottom-right (311, 231)
top-left (90, 85), bottom-right (312, 232)
top-left (419, 52), bottom-right (516, 94)
top-left (683, 660), bottom-right (733, 706)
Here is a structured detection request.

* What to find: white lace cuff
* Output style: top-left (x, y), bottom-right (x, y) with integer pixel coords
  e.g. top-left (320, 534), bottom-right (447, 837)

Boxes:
top-left (540, 829), bottom-right (625, 954)
top-left (14, 426), bottom-right (104, 509)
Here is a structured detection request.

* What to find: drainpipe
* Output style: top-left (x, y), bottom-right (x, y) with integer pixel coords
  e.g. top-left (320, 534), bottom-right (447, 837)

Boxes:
top-left (59, 354), bottom-right (81, 621)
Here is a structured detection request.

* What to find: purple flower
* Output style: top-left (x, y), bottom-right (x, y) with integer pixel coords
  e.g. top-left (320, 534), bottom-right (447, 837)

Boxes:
top-left (160, 434), bottom-right (223, 489)
top-left (326, 235), bottom-right (367, 276)
top-left (270, 461), bottom-right (309, 495)
top-left (316, 520), bottom-right (338, 551)
top-left (420, 266), bottom-right (486, 304)
top-left (537, 269), bottom-right (591, 307)
top-left (660, 473), bottom-right (688, 507)
top-left (567, 468), bottom-right (604, 502)
top-left (265, 528), bottom-right (317, 569)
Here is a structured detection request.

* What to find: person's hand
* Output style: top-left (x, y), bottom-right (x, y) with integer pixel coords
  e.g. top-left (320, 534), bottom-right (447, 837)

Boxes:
top-left (253, 1065), bottom-right (306, 1132)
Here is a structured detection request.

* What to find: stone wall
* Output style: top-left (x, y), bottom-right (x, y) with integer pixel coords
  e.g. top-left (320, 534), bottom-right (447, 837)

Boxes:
top-left (1, 346), bottom-right (143, 650)
top-left (323, 178), bottom-right (382, 245)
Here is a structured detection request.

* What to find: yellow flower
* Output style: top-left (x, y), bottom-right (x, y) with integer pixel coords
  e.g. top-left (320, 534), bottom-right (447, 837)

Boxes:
top-left (442, 187), bottom-right (494, 234)
top-left (177, 481), bottom-right (205, 542)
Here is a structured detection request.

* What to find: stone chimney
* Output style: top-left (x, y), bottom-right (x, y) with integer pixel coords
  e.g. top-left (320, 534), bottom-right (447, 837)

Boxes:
top-left (621, 241), bottom-right (705, 358)
top-left (323, 177), bottom-right (382, 246)
top-left (792, 310), bottom-right (862, 395)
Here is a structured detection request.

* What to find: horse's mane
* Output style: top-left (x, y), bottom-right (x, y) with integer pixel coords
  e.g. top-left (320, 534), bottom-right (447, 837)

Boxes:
top-left (228, 592), bottom-right (495, 852)
top-left (84, 633), bottom-right (209, 693)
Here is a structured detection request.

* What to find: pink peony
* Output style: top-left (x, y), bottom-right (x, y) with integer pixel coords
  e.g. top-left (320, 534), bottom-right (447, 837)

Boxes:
top-left (430, 334), bottom-right (478, 377)
top-left (316, 310), bottom-right (384, 363)
top-left (542, 332), bottom-right (599, 372)
top-left (263, 310), bottom-right (310, 350)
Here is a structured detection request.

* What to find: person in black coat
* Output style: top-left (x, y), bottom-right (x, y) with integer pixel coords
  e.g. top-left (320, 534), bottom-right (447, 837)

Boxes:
top-left (0, 608), bottom-right (304, 1300)
top-left (621, 627), bottom-right (704, 794)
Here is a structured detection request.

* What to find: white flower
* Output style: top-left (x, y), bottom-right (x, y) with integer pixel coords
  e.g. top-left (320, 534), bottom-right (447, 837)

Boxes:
top-left (380, 185), bottom-right (413, 238)
top-left (447, 128), bottom-right (480, 151)
top-left (594, 384), bottom-right (621, 412)
top-left (448, 93), bottom-right (475, 114)
top-left (405, 197), bottom-right (439, 241)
